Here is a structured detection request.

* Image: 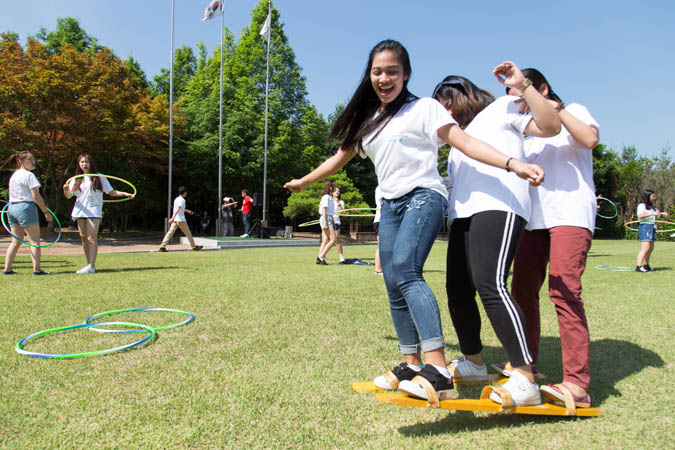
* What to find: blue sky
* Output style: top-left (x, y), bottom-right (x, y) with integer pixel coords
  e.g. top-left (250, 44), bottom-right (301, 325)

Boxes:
top-left (1, 0), bottom-right (674, 158)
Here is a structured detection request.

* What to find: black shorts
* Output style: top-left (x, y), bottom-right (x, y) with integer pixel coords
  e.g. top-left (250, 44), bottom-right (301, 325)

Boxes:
top-left (333, 222), bottom-right (341, 232)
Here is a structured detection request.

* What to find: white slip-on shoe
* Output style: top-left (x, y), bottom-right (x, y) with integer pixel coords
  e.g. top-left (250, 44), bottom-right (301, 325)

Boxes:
top-left (489, 369), bottom-right (541, 406)
top-left (449, 356), bottom-right (488, 382)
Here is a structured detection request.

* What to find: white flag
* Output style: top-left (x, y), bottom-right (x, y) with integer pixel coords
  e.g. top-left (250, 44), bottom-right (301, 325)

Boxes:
top-left (202, 0), bottom-right (224, 21)
top-left (259, 13), bottom-right (270, 38)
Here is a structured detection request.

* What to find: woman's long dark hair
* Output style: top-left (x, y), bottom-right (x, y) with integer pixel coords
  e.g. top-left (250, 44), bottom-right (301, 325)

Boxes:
top-left (506, 68), bottom-right (563, 104)
top-left (330, 39), bottom-right (417, 154)
top-left (640, 189), bottom-right (655, 210)
top-left (73, 153), bottom-right (102, 192)
top-left (432, 76), bottom-right (494, 129)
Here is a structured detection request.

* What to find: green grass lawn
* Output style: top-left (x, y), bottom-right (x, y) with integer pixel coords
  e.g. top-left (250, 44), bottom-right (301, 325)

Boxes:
top-left (1, 239), bottom-right (672, 448)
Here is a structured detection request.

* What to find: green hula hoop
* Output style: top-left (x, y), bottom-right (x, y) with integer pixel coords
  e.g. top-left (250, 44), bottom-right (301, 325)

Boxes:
top-left (596, 197), bottom-right (618, 219)
top-left (65, 174), bottom-right (137, 203)
top-left (593, 265), bottom-right (634, 272)
top-left (83, 307), bottom-right (194, 333)
top-left (15, 322), bottom-right (155, 359)
top-left (298, 219), bottom-right (320, 227)
top-left (1, 203), bottom-right (62, 248)
top-left (624, 220), bottom-right (675, 233)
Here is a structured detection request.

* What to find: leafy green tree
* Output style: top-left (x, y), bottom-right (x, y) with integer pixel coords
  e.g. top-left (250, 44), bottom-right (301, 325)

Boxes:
top-left (152, 46), bottom-right (197, 98)
top-left (33, 17), bottom-right (101, 54)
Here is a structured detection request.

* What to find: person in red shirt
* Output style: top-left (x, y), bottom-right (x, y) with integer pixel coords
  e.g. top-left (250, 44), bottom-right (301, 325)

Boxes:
top-left (240, 189), bottom-right (253, 237)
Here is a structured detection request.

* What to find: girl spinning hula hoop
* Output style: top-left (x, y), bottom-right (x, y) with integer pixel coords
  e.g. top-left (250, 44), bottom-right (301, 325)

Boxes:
top-left (633, 189), bottom-right (670, 273)
top-left (285, 40), bottom-right (544, 403)
top-left (63, 154), bottom-right (135, 274)
top-left (2, 151), bottom-right (54, 275)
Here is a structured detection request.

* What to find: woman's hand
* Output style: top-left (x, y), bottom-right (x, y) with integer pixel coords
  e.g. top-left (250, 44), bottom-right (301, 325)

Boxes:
top-left (510, 160), bottom-right (545, 186)
top-left (284, 179), bottom-right (306, 193)
top-left (43, 210), bottom-right (51, 221)
top-left (493, 61), bottom-right (526, 89)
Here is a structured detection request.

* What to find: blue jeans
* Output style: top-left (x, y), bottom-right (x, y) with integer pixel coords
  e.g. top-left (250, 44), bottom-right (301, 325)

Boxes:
top-left (243, 213), bottom-right (251, 235)
top-left (379, 188), bottom-right (448, 354)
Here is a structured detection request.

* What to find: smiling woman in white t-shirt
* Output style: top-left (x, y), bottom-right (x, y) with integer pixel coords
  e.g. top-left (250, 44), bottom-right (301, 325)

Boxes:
top-left (2, 151), bottom-right (51, 275)
top-left (433, 62), bottom-right (561, 406)
top-left (507, 67), bottom-right (601, 410)
top-left (285, 40), bottom-right (545, 403)
top-left (63, 154), bottom-right (134, 274)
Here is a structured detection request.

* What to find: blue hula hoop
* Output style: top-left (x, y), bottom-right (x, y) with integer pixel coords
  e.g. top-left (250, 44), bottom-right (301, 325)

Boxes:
top-left (15, 322), bottom-right (156, 358)
top-left (83, 308), bottom-right (195, 333)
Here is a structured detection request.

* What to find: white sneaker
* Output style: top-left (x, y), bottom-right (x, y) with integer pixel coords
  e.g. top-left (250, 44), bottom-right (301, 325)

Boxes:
top-left (240, 233), bottom-right (248, 238)
top-left (449, 356), bottom-right (488, 382)
top-left (489, 369), bottom-right (541, 406)
top-left (76, 265), bottom-right (95, 274)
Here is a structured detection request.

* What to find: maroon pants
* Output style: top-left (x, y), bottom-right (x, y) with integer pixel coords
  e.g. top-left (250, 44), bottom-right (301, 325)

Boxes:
top-left (511, 226), bottom-right (592, 390)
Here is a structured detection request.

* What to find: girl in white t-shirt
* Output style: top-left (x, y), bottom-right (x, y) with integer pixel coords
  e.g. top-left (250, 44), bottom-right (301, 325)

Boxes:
top-left (316, 180), bottom-right (336, 265)
top-left (285, 40), bottom-right (544, 402)
top-left (332, 187), bottom-right (346, 263)
top-left (63, 154), bottom-right (134, 274)
top-left (635, 189), bottom-right (668, 272)
top-left (434, 62), bottom-right (561, 406)
top-left (2, 151), bottom-right (51, 275)
top-left (508, 67), bottom-right (601, 410)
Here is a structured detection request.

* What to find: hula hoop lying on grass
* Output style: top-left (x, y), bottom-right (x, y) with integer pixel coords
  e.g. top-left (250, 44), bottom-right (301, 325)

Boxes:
top-left (1, 203), bottom-right (62, 248)
top-left (15, 322), bottom-right (155, 359)
top-left (83, 307), bottom-right (194, 333)
top-left (624, 220), bottom-right (675, 233)
top-left (596, 197), bottom-right (618, 219)
top-left (593, 265), bottom-right (634, 272)
top-left (65, 174), bottom-right (137, 203)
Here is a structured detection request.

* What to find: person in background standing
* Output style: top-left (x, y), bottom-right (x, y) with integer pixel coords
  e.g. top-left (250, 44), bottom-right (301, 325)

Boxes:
top-left (221, 197), bottom-right (237, 237)
top-left (634, 189), bottom-right (668, 272)
top-left (333, 186), bottom-right (346, 263)
top-left (240, 190), bottom-right (253, 238)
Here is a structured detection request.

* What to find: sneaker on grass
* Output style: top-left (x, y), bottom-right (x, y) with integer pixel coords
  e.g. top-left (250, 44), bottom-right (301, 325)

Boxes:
top-left (489, 369), bottom-right (541, 406)
top-left (373, 362), bottom-right (422, 390)
top-left (398, 365), bottom-right (456, 401)
top-left (449, 356), bottom-right (488, 382)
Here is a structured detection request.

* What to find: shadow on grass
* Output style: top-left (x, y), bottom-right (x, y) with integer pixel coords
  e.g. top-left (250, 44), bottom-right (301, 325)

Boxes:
top-left (393, 337), bottom-right (663, 435)
top-left (94, 266), bottom-right (183, 273)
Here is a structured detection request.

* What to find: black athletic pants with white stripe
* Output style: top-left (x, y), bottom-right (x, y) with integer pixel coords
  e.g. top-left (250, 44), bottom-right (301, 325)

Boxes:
top-left (446, 210), bottom-right (533, 367)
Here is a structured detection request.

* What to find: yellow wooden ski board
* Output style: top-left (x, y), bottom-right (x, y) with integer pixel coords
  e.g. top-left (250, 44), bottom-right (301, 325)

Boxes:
top-left (375, 392), bottom-right (601, 417)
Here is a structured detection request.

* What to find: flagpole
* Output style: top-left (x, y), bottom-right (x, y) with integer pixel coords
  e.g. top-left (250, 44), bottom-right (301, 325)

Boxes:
top-left (217, 10), bottom-right (224, 236)
top-left (261, 0), bottom-right (271, 227)
top-left (166, 0), bottom-right (175, 233)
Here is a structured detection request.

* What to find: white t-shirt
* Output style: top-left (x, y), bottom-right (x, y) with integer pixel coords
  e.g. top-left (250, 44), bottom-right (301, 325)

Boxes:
top-left (374, 186), bottom-right (382, 224)
top-left (318, 194), bottom-right (335, 217)
top-left (361, 97), bottom-right (454, 200)
top-left (69, 175), bottom-right (113, 219)
top-left (637, 204), bottom-right (656, 224)
top-left (448, 96), bottom-right (532, 221)
top-left (173, 195), bottom-right (187, 222)
top-left (9, 168), bottom-right (40, 202)
top-left (333, 199), bottom-right (345, 224)
top-left (524, 103), bottom-right (599, 232)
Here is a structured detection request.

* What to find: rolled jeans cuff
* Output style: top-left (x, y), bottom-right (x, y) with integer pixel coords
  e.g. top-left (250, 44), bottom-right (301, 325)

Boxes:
top-left (398, 337), bottom-right (445, 355)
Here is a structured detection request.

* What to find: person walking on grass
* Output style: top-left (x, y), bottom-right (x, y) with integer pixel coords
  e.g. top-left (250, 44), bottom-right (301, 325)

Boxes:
top-left (63, 154), bottom-right (134, 274)
top-left (432, 62), bottom-right (560, 406)
top-left (158, 186), bottom-right (203, 252)
top-left (634, 189), bottom-right (668, 272)
top-left (285, 39), bottom-right (544, 403)
top-left (333, 186), bottom-right (346, 263)
top-left (316, 180), bottom-right (337, 265)
top-left (2, 151), bottom-right (51, 275)
top-left (506, 68), bottom-right (600, 410)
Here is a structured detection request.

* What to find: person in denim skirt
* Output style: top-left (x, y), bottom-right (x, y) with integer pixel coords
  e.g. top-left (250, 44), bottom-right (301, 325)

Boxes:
top-left (2, 151), bottom-right (51, 275)
top-left (635, 189), bottom-right (668, 272)
top-left (284, 39), bottom-right (544, 400)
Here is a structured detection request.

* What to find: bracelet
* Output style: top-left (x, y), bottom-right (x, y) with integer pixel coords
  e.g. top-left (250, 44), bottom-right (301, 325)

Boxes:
top-left (505, 157), bottom-right (514, 172)
top-left (518, 78), bottom-right (532, 92)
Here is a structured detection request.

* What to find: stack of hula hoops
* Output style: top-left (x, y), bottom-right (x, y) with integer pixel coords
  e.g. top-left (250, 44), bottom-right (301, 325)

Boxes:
top-left (15, 308), bottom-right (193, 359)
